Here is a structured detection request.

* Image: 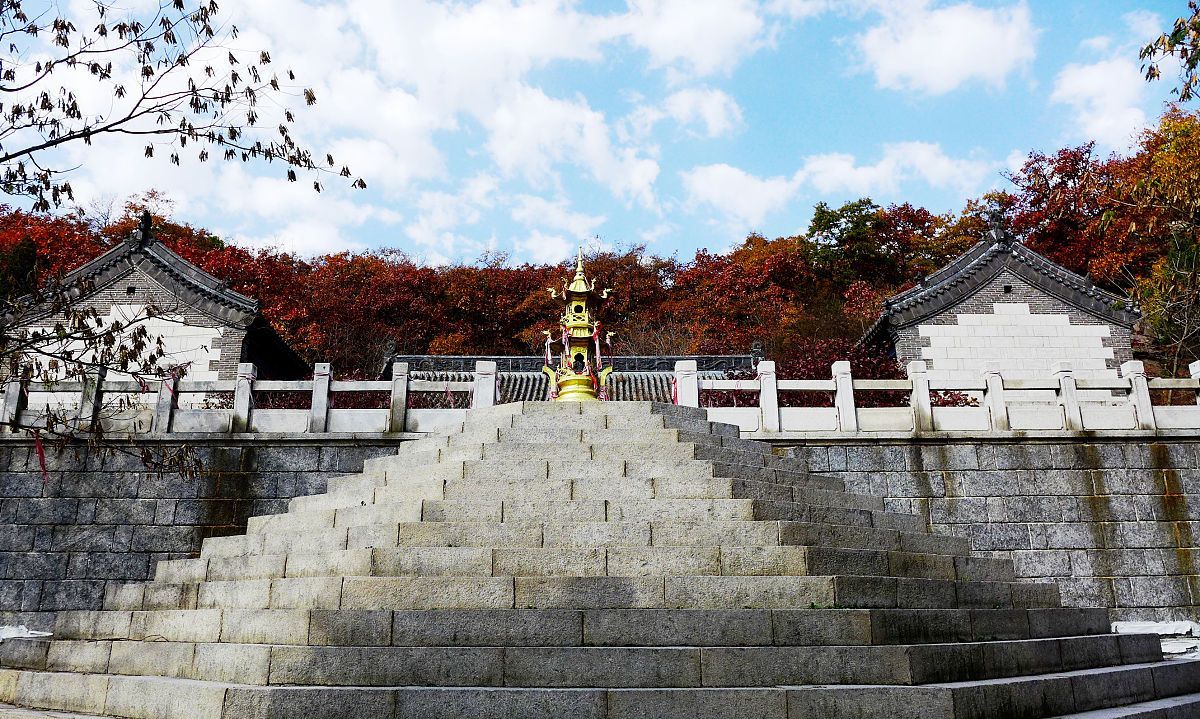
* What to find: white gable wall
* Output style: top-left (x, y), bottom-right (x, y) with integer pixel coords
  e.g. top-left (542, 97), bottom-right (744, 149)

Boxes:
top-left (918, 302), bottom-right (1116, 382)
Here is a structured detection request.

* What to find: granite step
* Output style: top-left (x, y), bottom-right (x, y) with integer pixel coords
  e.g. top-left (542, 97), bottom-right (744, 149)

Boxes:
top-left (292, 476), bottom-right (883, 514)
top-left (196, 519), bottom-right (973, 560)
top-left (1049, 692), bottom-right (1200, 717)
top-left (0, 704), bottom-right (102, 718)
top-left (101, 573), bottom-right (1057, 612)
top-left (249, 498), bottom-right (923, 536)
top-left (2, 661), bottom-right (1197, 719)
top-left (787, 658), bottom-right (1200, 719)
top-left (155, 545), bottom-right (1014, 583)
top-left (47, 607), bottom-right (1113, 647)
top-left (347, 457), bottom-right (846, 493)
top-left (0, 634), bottom-right (1163, 688)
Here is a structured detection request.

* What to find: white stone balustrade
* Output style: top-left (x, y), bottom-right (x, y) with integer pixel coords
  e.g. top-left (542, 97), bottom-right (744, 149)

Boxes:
top-left (2, 358), bottom-right (1200, 437)
top-left (681, 359), bottom-right (1200, 436)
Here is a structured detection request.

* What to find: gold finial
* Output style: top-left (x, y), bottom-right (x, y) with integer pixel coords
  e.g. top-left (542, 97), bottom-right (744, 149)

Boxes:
top-left (567, 246), bottom-right (592, 294)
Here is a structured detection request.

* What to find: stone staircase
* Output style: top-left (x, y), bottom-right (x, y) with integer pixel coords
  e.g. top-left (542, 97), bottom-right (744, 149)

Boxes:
top-left (1, 401), bottom-right (1198, 718)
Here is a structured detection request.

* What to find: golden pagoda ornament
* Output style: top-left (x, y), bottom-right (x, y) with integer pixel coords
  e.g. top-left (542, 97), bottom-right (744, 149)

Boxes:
top-left (542, 249), bottom-right (614, 402)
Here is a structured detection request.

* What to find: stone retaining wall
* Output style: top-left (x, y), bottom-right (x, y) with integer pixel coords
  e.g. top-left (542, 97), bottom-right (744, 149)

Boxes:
top-left (781, 437), bottom-right (1200, 622)
top-left (0, 437), bottom-right (398, 627)
top-left (2, 432), bottom-right (1198, 626)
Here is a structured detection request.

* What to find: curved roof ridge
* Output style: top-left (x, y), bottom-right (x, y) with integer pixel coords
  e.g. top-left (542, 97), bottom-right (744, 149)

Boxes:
top-left (40, 211), bottom-right (260, 325)
top-left (865, 224), bottom-right (1140, 345)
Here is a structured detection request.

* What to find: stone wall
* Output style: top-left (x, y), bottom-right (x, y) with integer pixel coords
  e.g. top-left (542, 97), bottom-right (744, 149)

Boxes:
top-left (781, 436), bottom-right (1200, 622)
top-left (0, 437), bottom-right (398, 628)
top-left (3, 431), bottom-right (1199, 627)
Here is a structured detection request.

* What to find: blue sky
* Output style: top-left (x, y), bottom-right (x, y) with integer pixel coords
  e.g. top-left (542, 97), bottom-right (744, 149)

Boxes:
top-left (49, 0), bottom-right (1183, 264)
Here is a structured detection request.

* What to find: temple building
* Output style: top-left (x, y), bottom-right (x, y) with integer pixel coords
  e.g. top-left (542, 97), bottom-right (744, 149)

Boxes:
top-left (864, 222), bottom-right (1140, 386)
top-left (9, 213), bottom-right (306, 381)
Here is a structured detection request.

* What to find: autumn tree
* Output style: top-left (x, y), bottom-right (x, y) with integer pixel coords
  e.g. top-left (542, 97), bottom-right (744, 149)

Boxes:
top-left (0, 0), bottom-right (362, 210)
top-left (1142, 1), bottom-right (1200, 101)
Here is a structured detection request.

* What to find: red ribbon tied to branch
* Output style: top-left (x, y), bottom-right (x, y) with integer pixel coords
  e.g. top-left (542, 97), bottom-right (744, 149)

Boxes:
top-left (33, 429), bottom-right (49, 487)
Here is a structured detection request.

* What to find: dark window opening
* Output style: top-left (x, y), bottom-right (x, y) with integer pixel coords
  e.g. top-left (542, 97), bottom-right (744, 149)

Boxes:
top-left (126, 286), bottom-right (137, 295)
top-left (574, 304), bottom-right (583, 313)
top-left (1002, 284), bottom-right (1013, 294)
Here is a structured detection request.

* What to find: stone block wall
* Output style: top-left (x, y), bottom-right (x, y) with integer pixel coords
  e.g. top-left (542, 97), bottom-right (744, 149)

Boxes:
top-left (781, 437), bottom-right (1200, 622)
top-left (3, 432), bottom-right (1199, 627)
top-left (0, 437), bottom-right (398, 627)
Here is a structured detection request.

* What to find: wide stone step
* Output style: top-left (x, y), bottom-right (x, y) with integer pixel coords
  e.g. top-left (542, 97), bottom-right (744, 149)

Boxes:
top-left (250, 498), bottom-right (922, 536)
top-left (3, 660), bottom-right (1197, 719)
top-left (0, 634), bottom-right (1162, 689)
top-left (157, 546), bottom-right (1014, 583)
top-left (48, 607), bottom-right (1113, 647)
top-left (356, 456), bottom-right (843, 492)
top-left (198, 519), bottom-right (973, 560)
top-left (292, 476), bottom-right (883, 514)
top-left (787, 658), bottom-right (1200, 719)
top-left (0, 703), bottom-right (105, 718)
top-left (1049, 692), bottom-right (1200, 717)
top-left (103, 574), bottom-right (1057, 611)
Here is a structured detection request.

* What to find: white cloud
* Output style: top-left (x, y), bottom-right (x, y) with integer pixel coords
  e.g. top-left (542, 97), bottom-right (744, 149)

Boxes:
top-left (345, 0), bottom-right (617, 118)
top-left (1005, 149), bottom-right (1028, 174)
top-left (802, 142), bottom-right (991, 196)
top-left (1051, 58), bottom-right (1147, 150)
top-left (681, 164), bottom-right (803, 227)
top-left (639, 222), bottom-right (675, 244)
top-left (683, 142), bottom-right (994, 228)
top-left (1122, 10), bottom-right (1162, 44)
top-left (487, 86), bottom-right (659, 208)
top-left (766, 0), bottom-right (836, 20)
top-left (622, 86), bottom-right (743, 140)
top-left (622, 0), bottom-right (768, 79)
top-left (511, 196), bottom-right (605, 239)
top-left (403, 174), bottom-right (500, 263)
top-left (234, 220), bottom-right (368, 256)
top-left (663, 88), bottom-right (744, 137)
top-left (857, 0), bottom-right (1037, 94)
top-left (515, 229), bottom-right (574, 264)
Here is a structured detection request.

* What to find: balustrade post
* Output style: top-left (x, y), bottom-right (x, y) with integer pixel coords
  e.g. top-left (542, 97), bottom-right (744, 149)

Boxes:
top-left (673, 360), bottom-right (699, 407)
top-left (76, 366), bottom-right (107, 433)
top-left (1191, 360), bottom-right (1200, 406)
top-left (308, 363), bottom-right (331, 433)
top-left (833, 361), bottom-right (857, 432)
top-left (2, 378), bottom-right (26, 430)
top-left (907, 361), bottom-right (933, 433)
top-left (757, 360), bottom-right (779, 433)
top-left (152, 373), bottom-right (178, 433)
top-left (983, 362), bottom-right (1009, 431)
top-left (1120, 360), bottom-right (1156, 430)
top-left (388, 362), bottom-right (409, 432)
top-left (231, 363), bottom-right (257, 433)
top-left (472, 361), bottom-right (497, 409)
top-left (1055, 362), bottom-right (1084, 431)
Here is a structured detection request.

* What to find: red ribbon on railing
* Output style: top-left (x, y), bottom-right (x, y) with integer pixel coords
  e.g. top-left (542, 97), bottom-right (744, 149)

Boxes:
top-left (33, 429), bottom-right (48, 487)
top-left (670, 378), bottom-right (677, 405)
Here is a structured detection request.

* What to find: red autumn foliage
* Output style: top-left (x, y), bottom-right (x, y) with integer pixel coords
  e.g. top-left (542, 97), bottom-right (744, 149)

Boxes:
top-left (5, 108), bottom-right (1199, 382)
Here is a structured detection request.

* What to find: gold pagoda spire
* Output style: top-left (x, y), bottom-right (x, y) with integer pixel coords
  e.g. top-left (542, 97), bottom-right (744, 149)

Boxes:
top-left (567, 247), bottom-right (591, 294)
top-left (542, 248), bottom-right (614, 401)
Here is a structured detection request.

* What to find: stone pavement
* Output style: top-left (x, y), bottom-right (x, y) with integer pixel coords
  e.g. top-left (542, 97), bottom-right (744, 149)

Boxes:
top-left (0, 401), bottom-right (1198, 718)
